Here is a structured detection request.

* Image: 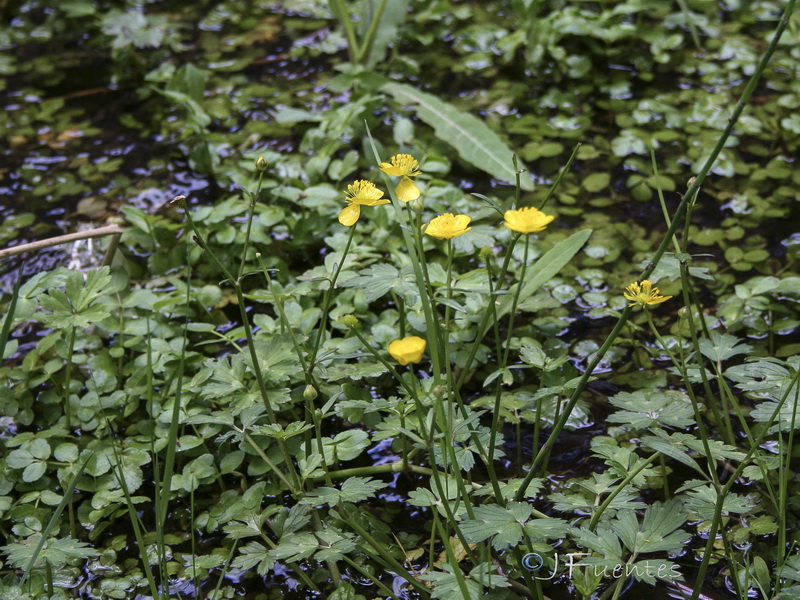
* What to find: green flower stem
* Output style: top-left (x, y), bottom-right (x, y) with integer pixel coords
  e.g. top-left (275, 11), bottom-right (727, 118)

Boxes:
top-left (708, 351), bottom-right (750, 445)
top-left (182, 206), bottom-right (301, 490)
top-left (676, 265), bottom-right (732, 445)
top-left (538, 141), bottom-right (581, 213)
top-left (108, 440), bottom-right (160, 598)
top-left (456, 232), bottom-right (522, 390)
top-left (366, 130), bottom-right (442, 382)
top-left (400, 409), bottom-right (409, 471)
top-left (443, 238), bottom-right (454, 385)
top-left (307, 222), bottom-right (358, 381)
top-left (469, 264), bottom-right (507, 502)
top-left (530, 396), bottom-right (542, 473)
top-left (650, 148), bottom-right (681, 253)
top-left (587, 452), bottom-right (660, 531)
top-left (329, 0), bottom-right (359, 63)
top-left (311, 509), bottom-right (342, 584)
top-left (515, 306), bottom-right (633, 500)
top-left (256, 252), bottom-right (318, 469)
top-left (428, 511), bottom-right (439, 585)
top-left (256, 255), bottom-right (307, 372)
top-left (412, 206), bottom-right (444, 358)
top-left (458, 142), bottom-right (577, 392)
top-left (45, 559), bottom-right (53, 596)
top-left (391, 290), bottom-right (406, 337)
top-left (349, 327), bottom-right (478, 563)
top-left (340, 554), bottom-right (402, 600)
top-left (776, 391), bottom-right (800, 596)
top-left (488, 235), bottom-right (530, 469)
top-left (439, 239), bottom-right (476, 520)
top-left (63, 327), bottom-right (76, 431)
top-left (309, 397), bottom-right (335, 488)
top-left (608, 553), bottom-right (640, 600)
top-left (211, 540), bottom-right (239, 600)
top-left (658, 159), bottom-right (733, 444)
top-left (190, 487), bottom-right (197, 594)
top-left (691, 369), bottom-right (800, 600)
top-left (241, 430), bottom-right (299, 495)
top-left (354, 0), bottom-right (388, 65)
top-left (237, 170), bottom-right (264, 282)
top-left (432, 514), bottom-right (474, 600)
top-left (337, 509), bottom-right (431, 597)
top-left (501, 235), bottom-right (529, 367)
top-left (644, 311), bottom-right (721, 488)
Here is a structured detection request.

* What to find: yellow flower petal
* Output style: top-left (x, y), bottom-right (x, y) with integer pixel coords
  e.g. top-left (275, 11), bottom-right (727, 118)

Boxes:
top-left (396, 176), bottom-right (421, 202)
top-left (503, 207), bottom-right (555, 234)
top-left (623, 280), bottom-right (673, 308)
top-left (380, 154), bottom-right (421, 178)
top-left (388, 336), bottom-right (427, 366)
top-left (338, 204), bottom-right (361, 227)
top-left (423, 213), bottom-right (472, 240)
top-left (344, 180), bottom-right (386, 205)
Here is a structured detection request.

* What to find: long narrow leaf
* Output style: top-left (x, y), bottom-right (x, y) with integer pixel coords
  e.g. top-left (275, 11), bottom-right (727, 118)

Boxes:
top-left (0, 261), bottom-right (24, 360)
top-left (382, 81), bottom-right (534, 190)
top-left (110, 440), bottom-right (160, 599)
top-left (495, 229), bottom-right (592, 322)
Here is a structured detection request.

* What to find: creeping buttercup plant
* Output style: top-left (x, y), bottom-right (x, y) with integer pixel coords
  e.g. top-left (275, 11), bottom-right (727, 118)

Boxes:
top-left (1, 1), bottom-right (800, 600)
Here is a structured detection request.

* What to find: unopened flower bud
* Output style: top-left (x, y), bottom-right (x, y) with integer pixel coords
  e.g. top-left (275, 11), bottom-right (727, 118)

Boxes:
top-left (303, 384), bottom-right (318, 401)
top-left (678, 306), bottom-right (688, 318)
top-left (479, 246), bottom-right (494, 263)
top-left (410, 197), bottom-right (425, 214)
top-left (256, 156), bottom-right (269, 171)
top-left (340, 314), bottom-right (359, 328)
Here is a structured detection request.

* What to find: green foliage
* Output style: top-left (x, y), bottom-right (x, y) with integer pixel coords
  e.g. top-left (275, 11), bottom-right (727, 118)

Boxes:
top-left (2, 536), bottom-right (99, 571)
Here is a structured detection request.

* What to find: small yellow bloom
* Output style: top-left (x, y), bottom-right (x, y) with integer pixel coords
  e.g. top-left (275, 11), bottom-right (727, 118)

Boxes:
top-left (423, 213), bottom-right (472, 240)
top-left (503, 207), bottom-right (555, 234)
top-left (380, 154), bottom-right (421, 177)
top-left (388, 336), bottom-right (426, 366)
top-left (380, 154), bottom-right (422, 202)
top-left (623, 280), bottom-right (673, 308)
top-left (338, 180), bottom-right (390, 226)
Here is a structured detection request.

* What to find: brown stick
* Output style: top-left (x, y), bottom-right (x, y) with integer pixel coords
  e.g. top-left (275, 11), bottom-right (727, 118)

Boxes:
top-left (0, 225), bottom-right (125, 260)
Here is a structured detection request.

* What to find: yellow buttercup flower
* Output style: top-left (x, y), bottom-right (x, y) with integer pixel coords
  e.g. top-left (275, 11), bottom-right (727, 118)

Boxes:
top-left (503, 207), bottom-right (555, 234)
top-left (380, 153), bottom-right (421, 177)
top-left (338, 180), bottom-right (390, 227)
top-left (380, 154), bottom-right (422, 202)
top-left (623, 280), bottom-right (673, 308)
top-left (423, 213), bottom-right (471, 240)
top-left (388, 336), bottom-right (426, 366)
